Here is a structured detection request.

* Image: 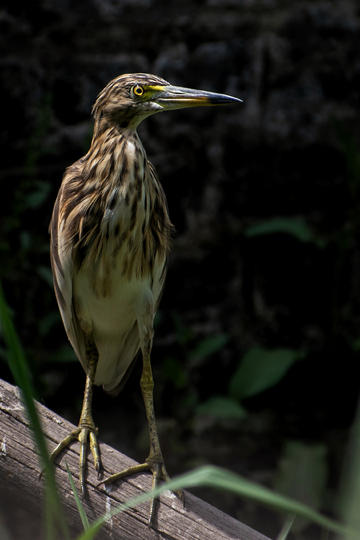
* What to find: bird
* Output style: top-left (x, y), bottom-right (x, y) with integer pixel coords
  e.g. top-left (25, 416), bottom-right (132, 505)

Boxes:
top-left (49, 72), bottom-right (242, 525)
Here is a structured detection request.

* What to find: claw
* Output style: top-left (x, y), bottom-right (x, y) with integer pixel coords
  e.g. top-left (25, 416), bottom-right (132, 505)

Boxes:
top-left (50, 428), bottom-right (81, 462)
top-left (50, 424), bottom-right (102, 495)
top-left (89, 430), bottom-right (102, 478)
top-left (99, 458), bottom-right (183, 527)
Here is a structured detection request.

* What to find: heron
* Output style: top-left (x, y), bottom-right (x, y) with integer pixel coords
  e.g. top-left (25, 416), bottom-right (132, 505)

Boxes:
top-left (49, 73), bottom-right (242, 525)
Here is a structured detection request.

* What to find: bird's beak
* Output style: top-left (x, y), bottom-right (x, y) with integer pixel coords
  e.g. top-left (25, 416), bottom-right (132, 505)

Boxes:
top-left (153, 84), bottom-right (243, 110)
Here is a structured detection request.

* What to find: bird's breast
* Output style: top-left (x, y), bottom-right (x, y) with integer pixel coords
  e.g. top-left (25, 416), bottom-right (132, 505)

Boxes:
top-left (67, 131), bottom-right (171, 300)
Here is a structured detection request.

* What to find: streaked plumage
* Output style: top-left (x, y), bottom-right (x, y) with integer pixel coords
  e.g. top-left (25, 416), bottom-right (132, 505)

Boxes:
top-left (49, 72), bottom-right (241, 525)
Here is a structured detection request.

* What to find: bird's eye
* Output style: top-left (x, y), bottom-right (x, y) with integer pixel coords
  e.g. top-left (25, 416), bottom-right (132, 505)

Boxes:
top-left (132, 85), bottom-right (144, 97)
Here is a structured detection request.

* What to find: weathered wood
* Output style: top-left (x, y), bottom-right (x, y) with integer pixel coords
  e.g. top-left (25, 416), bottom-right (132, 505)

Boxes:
top-left (0, 378), bottom-right (269, 540)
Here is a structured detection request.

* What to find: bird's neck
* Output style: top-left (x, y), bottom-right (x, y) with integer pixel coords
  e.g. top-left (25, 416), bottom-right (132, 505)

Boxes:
top-left (84, 124), bottom-right (145, 196)
top-left (91, 113), bottom-right (142, 142)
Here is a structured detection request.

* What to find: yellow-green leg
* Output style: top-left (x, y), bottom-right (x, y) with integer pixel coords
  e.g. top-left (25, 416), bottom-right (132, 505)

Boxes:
top-left (50, 343), bottom-right (102, 494)
top-left (101, 322), bottom-right (183, 526)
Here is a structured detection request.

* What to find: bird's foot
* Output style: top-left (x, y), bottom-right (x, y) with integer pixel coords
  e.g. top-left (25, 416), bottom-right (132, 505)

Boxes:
top-left (99, 456), bottom-right (183, 527)
top-left (50, 421), bottom-right (102, 495)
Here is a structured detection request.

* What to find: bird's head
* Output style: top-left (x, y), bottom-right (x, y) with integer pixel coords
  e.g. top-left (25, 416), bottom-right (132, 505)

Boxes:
top-left (92, 73), bottom-right (242, 130)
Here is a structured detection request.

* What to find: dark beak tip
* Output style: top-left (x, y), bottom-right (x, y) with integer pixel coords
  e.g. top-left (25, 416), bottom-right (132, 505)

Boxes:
top-left (209, 95), bottom-right (243, 105)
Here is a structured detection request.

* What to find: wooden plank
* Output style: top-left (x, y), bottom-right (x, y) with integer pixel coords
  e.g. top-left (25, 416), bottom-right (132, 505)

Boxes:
top-left (0, 377), bottom-right (270, 539)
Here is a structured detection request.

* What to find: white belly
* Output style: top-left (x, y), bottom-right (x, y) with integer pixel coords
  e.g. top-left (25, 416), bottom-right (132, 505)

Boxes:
top-left (73, 250), bottom-right (165, 392)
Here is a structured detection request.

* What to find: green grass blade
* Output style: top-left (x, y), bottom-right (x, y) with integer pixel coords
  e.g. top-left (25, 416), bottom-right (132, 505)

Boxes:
top-left (0, 283), bottom-right (69, 540)
top-left (196, 467), bottom-right (346, 535)
top-left (66, 464), bottom-right (90, 530)
top-left (276, 515), bottom-right (296, 540)
top-left (76, 523), bottom-right (103, 540)
top-left (339, 402), bottom-right (360, 539)
top-left (76, 466), bottom-right (351, 540)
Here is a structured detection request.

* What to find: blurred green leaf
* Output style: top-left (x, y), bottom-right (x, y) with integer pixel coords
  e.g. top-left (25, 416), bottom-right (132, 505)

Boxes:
top-left (25, 181), bottom-right (51, 209)
top-left (39, 312), bottom-right (61, 337)
top-left (229, 347), bottom-right (303, 400)
top-left (196, 396), bottom-right (247, 420)
top-left (189, 334), bottom-right (228, 366)
top-left (163, 356), bottom-right (188, 389)
top-left (172, 312), bottom-right (193, 345)
top-left (20, 231), bottom-right (31, 250)
top-left (179, 388), bottom-right (198, 414)
top-left (37, 266), bottom-right (54, 286)
top-left (245, 217), bottom-right (325, 247)
top-left (274, 441), bottom-right (327, 534)
top-left (51, 344), bottom-right (77, 363)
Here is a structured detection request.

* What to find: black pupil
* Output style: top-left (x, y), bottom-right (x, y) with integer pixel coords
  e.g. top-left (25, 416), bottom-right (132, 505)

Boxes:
top-left (136, 87), bottom-right (142, 94)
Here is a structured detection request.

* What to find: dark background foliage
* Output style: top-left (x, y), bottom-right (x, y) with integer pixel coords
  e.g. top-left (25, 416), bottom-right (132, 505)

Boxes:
top-left (1, 1), bottom-right (360, 537)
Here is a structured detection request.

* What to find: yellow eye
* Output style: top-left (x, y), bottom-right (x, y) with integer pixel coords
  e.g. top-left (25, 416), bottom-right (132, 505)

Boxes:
top-left (133, 85), bottom-right (144, 97)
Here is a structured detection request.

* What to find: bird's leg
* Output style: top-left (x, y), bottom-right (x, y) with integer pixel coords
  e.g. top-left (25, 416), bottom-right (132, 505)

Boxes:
top-left (102, 312), bottom-right (183, 526)
top-left (50, 341), bottom-right (102, 494)
top-left (140, 337), bottom-right (184, 521)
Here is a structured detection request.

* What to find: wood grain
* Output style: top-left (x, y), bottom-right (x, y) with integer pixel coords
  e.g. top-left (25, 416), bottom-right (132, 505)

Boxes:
top-left (0, 377), bottom-right (270, 539)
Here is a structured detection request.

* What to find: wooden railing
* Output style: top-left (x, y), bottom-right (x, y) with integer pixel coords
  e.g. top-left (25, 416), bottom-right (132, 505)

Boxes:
top-left (0, 378), bottom-right (269, 539)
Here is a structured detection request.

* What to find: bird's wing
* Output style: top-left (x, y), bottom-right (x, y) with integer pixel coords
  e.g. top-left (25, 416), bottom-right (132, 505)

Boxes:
top-left (49, 171), bottom-right (87, 371)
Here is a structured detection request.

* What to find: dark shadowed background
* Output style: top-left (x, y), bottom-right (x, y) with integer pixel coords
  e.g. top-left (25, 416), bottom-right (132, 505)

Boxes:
top-left (1, 1), bottom-right (360, 538)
